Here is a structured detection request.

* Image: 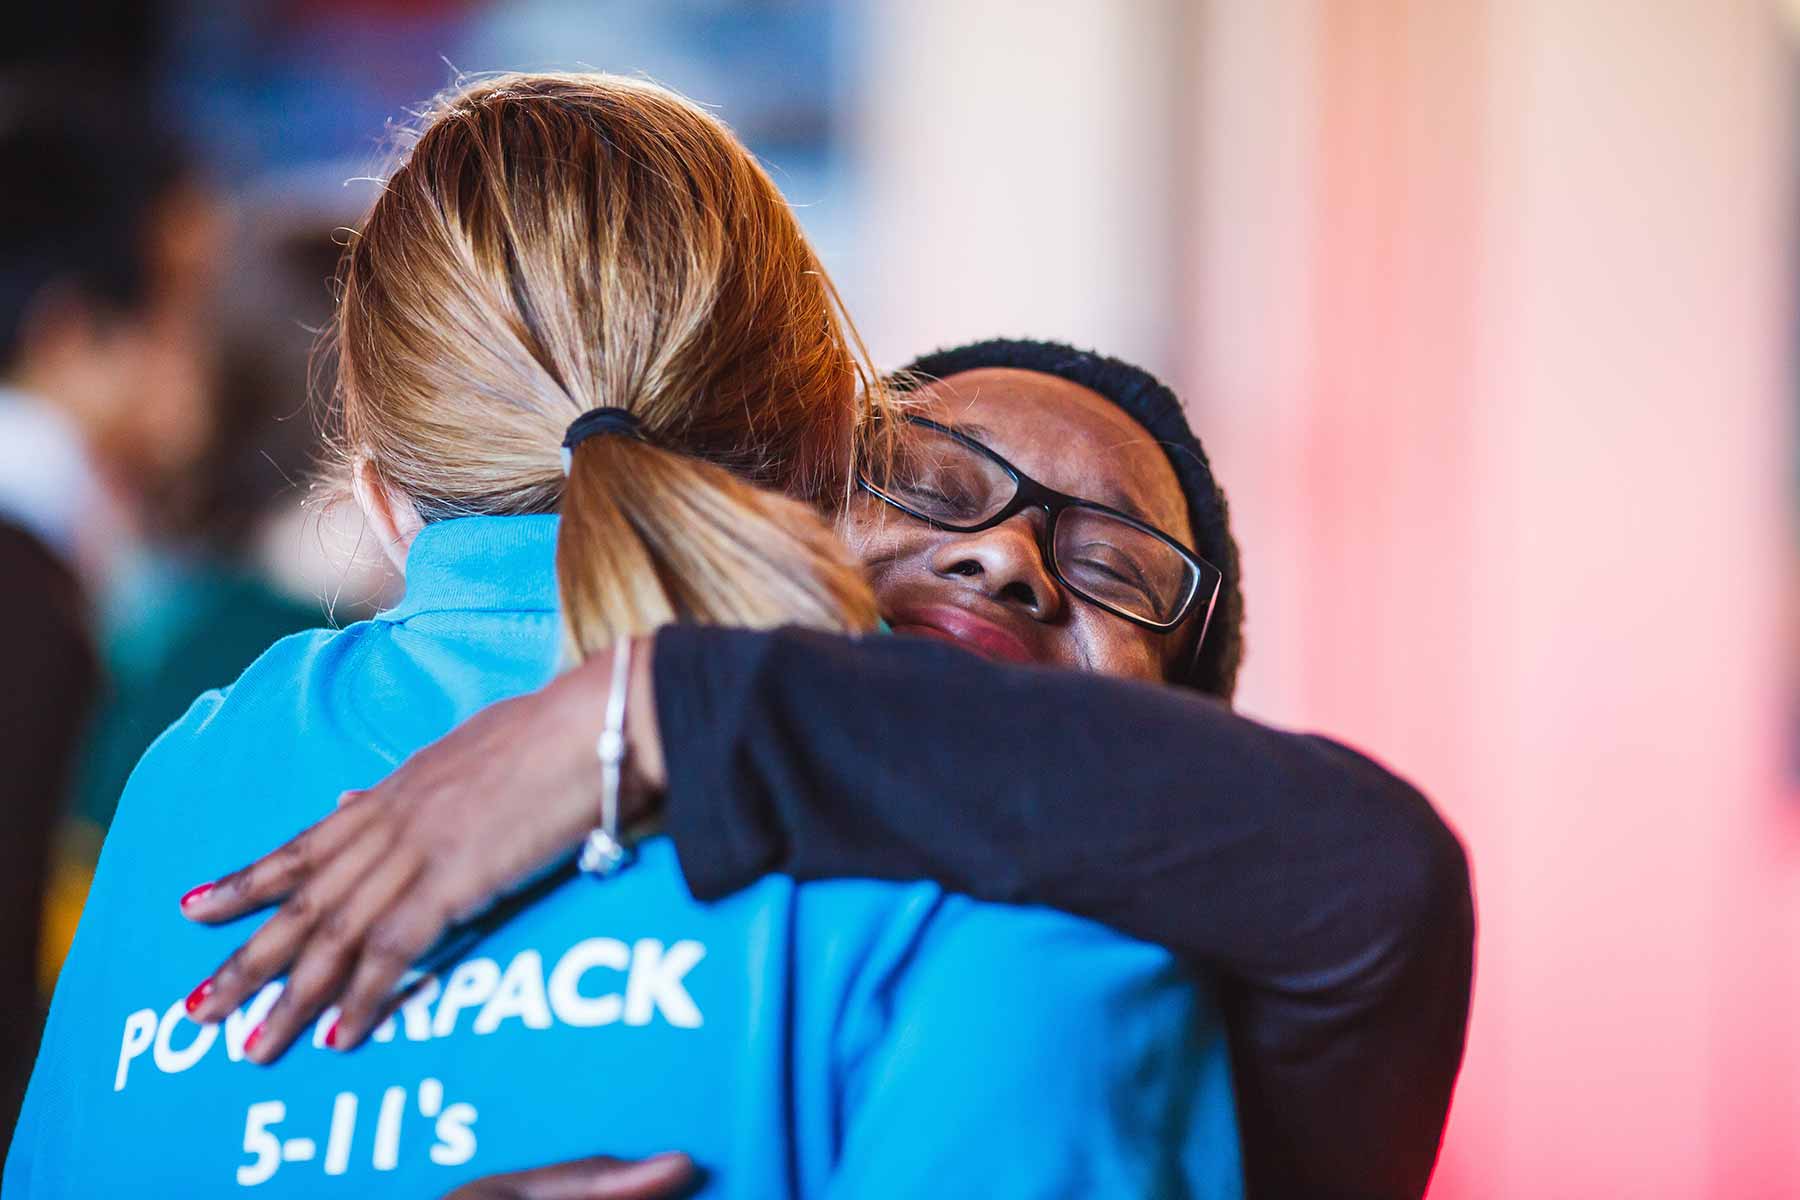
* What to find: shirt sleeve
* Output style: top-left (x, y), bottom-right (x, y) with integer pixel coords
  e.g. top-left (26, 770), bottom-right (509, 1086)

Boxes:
top-left (654, 624), bottom-right (1474, 1200)
top-left (824, 898), bottom-right (1243, 1200)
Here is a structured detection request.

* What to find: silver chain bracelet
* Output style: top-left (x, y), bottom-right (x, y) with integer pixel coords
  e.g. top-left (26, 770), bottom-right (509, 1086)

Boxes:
top-left (577, 634), bottom-right (635, 877)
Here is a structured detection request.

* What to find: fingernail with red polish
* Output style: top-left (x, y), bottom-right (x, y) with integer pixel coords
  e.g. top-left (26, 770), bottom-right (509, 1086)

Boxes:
top-left (179, 882), bottom-right (214, 910)
top-left (245, 1023), bottom-right (266, 1057)
top-left (184, 978), bottom-right (214, 1015)
top-left (324, 1019), bottom-right (340, 1049)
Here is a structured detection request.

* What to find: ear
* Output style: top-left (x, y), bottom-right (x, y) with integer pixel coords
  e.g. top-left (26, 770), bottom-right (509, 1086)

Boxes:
top-left (352, 457), bottom-right (424, 573)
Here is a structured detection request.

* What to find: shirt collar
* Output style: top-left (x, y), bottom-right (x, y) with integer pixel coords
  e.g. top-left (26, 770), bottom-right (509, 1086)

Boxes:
top-left (378, 514), bottom-right (562, 622)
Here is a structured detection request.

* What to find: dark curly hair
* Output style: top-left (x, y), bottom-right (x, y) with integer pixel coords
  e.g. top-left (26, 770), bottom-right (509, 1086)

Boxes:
top-left (894, 338), bottom-right (1244, 701)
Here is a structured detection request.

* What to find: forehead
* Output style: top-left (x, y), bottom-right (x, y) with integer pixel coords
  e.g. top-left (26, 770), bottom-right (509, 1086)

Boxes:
top-left (912, 367), bottom-right (1193, 548)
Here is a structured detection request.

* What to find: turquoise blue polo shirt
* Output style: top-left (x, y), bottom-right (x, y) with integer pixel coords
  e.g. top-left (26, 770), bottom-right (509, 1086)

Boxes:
top-left (8, 515), bottom-right (1243, 1198)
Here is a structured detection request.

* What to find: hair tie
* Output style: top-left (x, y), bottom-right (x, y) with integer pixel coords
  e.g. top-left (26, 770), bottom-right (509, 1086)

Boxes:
top-left (561, 407), bottom-right (645, 474)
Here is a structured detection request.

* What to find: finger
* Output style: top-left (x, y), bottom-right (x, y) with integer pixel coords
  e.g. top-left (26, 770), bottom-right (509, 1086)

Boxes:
top-left (181, 798), bottom-right (380, 924)
top-left (327, 881), bottom-right (455, 1050)
top-left (190, 817), bottom-right (394, 1026)
top-left (490, 1154), bottom-right (696, 1200)
top-left (565, 1153), bottom-right (695, 1200)
top-left (242, 840), bottom-right (422, 1063)
top-left (439, 1179), bottom-right (517, 1200)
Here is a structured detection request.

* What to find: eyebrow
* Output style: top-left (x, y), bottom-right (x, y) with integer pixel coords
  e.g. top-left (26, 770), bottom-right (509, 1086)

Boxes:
top-left (1089, 487), bottom-right (1160, 527)
top-left (947, 420), bottom-right (1165, 528)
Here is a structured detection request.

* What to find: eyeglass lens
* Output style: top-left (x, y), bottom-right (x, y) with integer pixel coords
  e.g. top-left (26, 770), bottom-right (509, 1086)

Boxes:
top-left (866, 426), bottom-right (1016, 526)
top-left (1051, 507), bottom-right (1195, 625)
top-left (866, 422), bottom-right (1198, 626)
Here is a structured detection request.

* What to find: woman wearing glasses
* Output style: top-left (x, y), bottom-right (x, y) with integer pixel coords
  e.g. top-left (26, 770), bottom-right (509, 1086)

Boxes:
top-left (175, 337), bottom-right (1474, 1199)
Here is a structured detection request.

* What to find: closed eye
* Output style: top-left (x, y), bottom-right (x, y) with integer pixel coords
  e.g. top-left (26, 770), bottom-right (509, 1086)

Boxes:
top-left (1068, 551), bottom-right (1158, 601)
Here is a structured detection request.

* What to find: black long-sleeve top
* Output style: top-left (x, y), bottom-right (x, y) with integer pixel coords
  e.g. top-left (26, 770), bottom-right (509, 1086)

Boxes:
top-left (652, 625), bottom-right (1474, 1200)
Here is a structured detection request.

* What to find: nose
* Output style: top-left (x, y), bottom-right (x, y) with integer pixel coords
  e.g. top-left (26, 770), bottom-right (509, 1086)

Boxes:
top-left (928, 513), bottom-right (1066, 621)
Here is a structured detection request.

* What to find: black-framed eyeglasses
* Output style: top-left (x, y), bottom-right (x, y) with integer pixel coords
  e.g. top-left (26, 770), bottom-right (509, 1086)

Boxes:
top-left (858, 416), bottom-right (1221, 646)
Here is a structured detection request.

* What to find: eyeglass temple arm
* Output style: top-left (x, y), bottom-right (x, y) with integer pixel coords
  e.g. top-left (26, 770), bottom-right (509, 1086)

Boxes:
top-left (1184, 576), bottom-right (1219, 684)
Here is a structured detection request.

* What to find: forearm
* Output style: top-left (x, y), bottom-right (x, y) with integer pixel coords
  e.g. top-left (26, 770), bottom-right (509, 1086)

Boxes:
top-left (651, 624), bottom-right (1472, 1197)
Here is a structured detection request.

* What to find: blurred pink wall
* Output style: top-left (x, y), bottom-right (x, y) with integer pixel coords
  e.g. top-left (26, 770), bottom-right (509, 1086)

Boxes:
top-left (1189, 1), bottom-right (1798, 1194)
top-left (851, 0), bottom-right (1187, 377)
top-left (856, 1), bottom-right (1797, 1189)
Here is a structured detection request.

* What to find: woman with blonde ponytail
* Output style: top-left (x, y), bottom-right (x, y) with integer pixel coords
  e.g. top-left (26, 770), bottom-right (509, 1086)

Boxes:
top-left (10, 75), bottom-right (1243, 1199)
top-left (330, 72), bottom-right (883, 648)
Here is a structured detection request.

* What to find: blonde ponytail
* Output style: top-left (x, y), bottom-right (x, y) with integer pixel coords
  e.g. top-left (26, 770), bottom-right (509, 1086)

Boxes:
top-left (331, 73), bottom-right (896, 654)
top-left (558, 433), bottom-right (877, 655)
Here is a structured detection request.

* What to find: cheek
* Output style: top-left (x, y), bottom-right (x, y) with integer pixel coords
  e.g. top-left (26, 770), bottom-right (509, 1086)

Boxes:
top-left (1072, 615), bottom-right (1167, 682)
top-left (843, 498), bottom-right (913, 572)
top-left (839, 495), bottom-right (887, 559)
top-left (845, 501), bottom-right (935, 595)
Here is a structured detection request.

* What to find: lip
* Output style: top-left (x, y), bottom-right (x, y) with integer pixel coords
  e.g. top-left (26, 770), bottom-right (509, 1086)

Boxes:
top-left (887, 604), bottom-right (1039, 666)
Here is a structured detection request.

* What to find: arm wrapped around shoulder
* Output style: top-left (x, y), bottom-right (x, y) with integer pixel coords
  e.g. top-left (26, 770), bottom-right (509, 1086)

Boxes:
top-left (655, 624), bottom-right (1474, 1199)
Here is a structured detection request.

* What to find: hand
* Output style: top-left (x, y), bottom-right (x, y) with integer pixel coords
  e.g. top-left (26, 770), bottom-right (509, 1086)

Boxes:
top-left (442, 1152), bottom-right (696, 1200)
top-left (181, 635), bottom-right (668, 1063)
